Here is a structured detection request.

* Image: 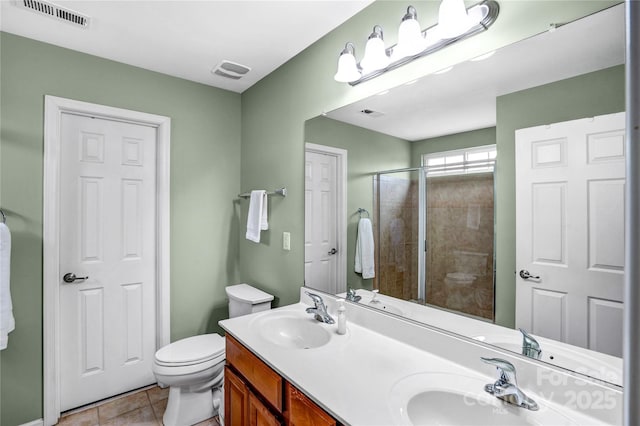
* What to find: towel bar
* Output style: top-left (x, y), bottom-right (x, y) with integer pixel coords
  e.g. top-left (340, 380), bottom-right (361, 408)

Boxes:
top-left (238, 187), bottom-right (287, 199)
top-left (357, 208), bottom-right (370, 218)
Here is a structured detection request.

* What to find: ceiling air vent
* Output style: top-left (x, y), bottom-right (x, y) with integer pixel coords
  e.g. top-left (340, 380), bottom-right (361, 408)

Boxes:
top-left (211, 60), bottom-right (251, 80)
top-left (15, 0), bottom-right (90, 28)
top-left (360, 109), bottom-right (385, 118)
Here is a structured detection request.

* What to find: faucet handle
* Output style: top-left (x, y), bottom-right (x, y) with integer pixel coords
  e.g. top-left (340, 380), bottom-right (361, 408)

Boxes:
top-left (519, 329), bottom-right (542, 360)
top-left (481, 357), bottom-right (517, 385)
top-left (305, 291), bottom-right (324, 307)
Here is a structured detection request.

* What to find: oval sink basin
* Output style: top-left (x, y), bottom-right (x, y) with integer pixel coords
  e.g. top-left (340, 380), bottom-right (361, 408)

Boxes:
top-left (257, 314), bottom-right (331, 350)
top-left (389, 372), bottom-right (578, 426)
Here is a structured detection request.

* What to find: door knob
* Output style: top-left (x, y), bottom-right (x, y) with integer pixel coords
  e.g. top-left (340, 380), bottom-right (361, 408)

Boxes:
top-left (328, 248), bottom-right (338, 255)
top-left (63, 273), bottom-right (89, 283)
top-left (519, 270), bottom-right (540, 280)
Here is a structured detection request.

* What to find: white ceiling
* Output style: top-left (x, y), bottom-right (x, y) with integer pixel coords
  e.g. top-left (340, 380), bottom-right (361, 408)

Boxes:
top-left (0, 0), bottom-right (373, 93)
top-left (326, 4), bottom-right (625, 141)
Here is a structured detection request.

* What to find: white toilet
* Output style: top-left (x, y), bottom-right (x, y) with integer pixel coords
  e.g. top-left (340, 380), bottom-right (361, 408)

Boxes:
top-left (153, 284), bottom-right (274, 426)
top-left (444, 250), bottom-right (488, 310)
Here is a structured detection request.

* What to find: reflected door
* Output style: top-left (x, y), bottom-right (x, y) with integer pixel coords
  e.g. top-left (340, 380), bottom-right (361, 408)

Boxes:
top-left (515, 112), bottom-right (625, 357)
top-left (304, 151), bottom-right (338, 292)
top-left (59, 113), bottom-right (157, 410)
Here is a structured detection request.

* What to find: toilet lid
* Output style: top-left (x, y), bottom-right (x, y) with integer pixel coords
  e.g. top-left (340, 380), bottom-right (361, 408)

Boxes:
top-left (226, 283), bottom-right (274, 304)
top-left (155, 334), bottom-right (225, 366)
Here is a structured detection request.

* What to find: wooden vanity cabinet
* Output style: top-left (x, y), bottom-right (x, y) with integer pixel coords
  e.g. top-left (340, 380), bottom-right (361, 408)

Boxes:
top-left (285, 382), bottom-right (336, 426)
top-left (225, 335), bottom-right (337, 426)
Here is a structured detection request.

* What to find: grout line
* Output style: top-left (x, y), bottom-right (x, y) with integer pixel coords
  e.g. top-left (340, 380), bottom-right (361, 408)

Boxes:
top-left (144, 388), bottom-right (161, 425)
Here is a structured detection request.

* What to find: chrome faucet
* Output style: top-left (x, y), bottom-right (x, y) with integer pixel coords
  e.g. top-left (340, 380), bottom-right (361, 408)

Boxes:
top-left (519, 328), bottom-right (542, 360)
top-left (346, 288), bottom-right (361, 303)
top-left (305, 291), bottom-right (335, 324)
top-left (481, 357), bottom-right (539, 411)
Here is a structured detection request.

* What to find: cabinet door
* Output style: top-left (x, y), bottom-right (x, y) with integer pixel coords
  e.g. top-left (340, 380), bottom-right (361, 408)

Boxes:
top-left (227, 335), bottom-right (283, 411)
top-left (249, 392), bottom-right (282, 426)
top-left (285, 382), bottom-right (336, 426)
top-left (226, 366), bottom-right (249, 426)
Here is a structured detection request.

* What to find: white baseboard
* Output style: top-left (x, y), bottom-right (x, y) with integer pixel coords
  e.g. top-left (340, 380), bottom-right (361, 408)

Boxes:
top-left (20, 420), bottom-right (44, 426)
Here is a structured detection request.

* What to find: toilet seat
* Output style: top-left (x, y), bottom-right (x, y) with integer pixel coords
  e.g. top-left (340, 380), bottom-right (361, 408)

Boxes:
top-left (155, 334), bottom-right (225, 367)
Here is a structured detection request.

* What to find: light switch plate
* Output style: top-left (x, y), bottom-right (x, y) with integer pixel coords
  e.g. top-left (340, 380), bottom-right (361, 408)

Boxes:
top-left (283, 232), bottom-right (291, 251)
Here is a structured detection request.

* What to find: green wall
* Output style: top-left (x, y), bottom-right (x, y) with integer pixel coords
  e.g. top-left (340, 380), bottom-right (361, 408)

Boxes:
top-left (411, 127), bottom-right (497, 167)
top-left (305, 116), bottom-right (411, 290)
top-left (0, 32), bottom-right (241, 425)
top-left (494, 64), bottom-right (625, 328)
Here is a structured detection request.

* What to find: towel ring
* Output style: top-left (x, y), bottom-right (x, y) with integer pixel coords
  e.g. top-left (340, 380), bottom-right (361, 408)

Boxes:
top-left (357, 208), bottom-right (370, 218)
top-left (0, 209), bottom-right (5, 224)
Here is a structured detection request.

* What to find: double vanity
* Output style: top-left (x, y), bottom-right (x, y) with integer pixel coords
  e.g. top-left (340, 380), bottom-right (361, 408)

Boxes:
top-left (220, 288), bottom-right (622, 425)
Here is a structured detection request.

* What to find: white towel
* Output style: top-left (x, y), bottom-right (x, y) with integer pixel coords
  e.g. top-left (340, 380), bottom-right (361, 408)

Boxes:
top-left (0, 223), bottom-right (14, 350)
top-left (355, 217), bottom-right (375, 279)
top-left (245, 190), bottom-right (268, 243)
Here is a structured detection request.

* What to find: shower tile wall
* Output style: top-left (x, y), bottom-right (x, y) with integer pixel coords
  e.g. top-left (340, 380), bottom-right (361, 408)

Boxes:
top-left (426, 174), bottom-right (494, 320)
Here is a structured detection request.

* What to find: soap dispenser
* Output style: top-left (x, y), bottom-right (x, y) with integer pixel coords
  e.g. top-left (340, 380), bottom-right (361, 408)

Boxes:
top-left (337, 299), bottom-right (347, 335)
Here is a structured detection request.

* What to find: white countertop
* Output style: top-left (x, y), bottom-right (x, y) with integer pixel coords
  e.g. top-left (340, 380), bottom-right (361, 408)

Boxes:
top-left (219, 290), bottom-right (622, 426)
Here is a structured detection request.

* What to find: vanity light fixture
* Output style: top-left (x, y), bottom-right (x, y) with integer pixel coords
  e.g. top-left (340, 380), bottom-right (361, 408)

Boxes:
top-left (334, 0), bottom-right (499, 85)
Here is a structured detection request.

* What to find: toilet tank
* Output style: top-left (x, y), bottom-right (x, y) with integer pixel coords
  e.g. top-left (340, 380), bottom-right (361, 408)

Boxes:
top-left (452, 250), bottom-right (488, 277)
top-left (226, 284), bottom-right (274, 318)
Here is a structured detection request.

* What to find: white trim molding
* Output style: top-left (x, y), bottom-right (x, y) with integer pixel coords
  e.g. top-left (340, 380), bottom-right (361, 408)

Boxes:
top-left (43, 96), bottom-right (171, 426)
top-left (19, 419), bottom-right (44, 426)
top-left (305, 143), bottom-right (348, 294)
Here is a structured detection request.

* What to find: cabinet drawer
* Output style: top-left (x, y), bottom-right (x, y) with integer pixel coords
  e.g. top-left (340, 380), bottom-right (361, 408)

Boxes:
top-left (226, 334), bottom-right (283, 411)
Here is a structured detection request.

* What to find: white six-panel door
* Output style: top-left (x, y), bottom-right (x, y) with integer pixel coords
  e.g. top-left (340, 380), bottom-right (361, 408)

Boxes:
top-left (515, 112), bottom-right (625, 357)
top-left (305, 151), bottom-right (339, 293)
top-left (59, 113), bottom-right (157, 410)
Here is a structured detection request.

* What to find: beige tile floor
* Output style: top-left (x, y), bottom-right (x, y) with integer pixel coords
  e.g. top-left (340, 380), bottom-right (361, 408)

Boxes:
top-left (56, 386), bottom-right (220, 426)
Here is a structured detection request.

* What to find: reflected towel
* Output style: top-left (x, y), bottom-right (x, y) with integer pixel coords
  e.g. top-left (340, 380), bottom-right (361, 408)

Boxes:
top-left (0, 223), bottom-right (14, 350)
top-left (355, 217), bottom-right (375, 279)
top-left (246, 190), bottom-right (268, 243)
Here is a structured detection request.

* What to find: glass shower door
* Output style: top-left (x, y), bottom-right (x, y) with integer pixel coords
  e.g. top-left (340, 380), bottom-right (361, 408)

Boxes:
top-left (373, 169), bottom-right (423, 302)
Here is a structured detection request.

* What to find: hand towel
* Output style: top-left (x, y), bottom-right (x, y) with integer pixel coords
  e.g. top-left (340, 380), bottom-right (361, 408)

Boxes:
top-left (0, 223), bottom-right (14, 350)
top-left (246, 190), bottom-right (268, 243)
top-left (355, 217), bottom-right (375, 279)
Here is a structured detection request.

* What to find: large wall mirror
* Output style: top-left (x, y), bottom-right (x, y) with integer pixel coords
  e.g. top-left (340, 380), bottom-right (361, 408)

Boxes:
top-left (304, 4), bottom-right (625, 386)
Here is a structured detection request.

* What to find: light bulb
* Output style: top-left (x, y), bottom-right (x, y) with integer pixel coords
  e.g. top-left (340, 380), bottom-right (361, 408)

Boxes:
top-left (334, 43), bottom-right (361, 83)
top-left (360, 25), bottom-right (390, 74)
top-left (393, 6), bottom-right (426, 60)
top-left (436, 0), bottom-right (475, 39)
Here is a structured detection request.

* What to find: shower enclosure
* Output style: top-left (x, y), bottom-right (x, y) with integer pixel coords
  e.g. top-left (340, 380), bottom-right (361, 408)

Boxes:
top-left (373, 155), bottom-right (496, 321)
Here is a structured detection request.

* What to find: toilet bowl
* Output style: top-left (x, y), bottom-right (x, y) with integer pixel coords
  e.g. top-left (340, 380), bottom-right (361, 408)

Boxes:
top-left (154, 334), bottom-right (225, 426)
top-left (153, 284), bottom-right (274, 426)
top-left (444, 250), bottom-right (488, 310)
top-left (444, 273), bottom-right (477, 310)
